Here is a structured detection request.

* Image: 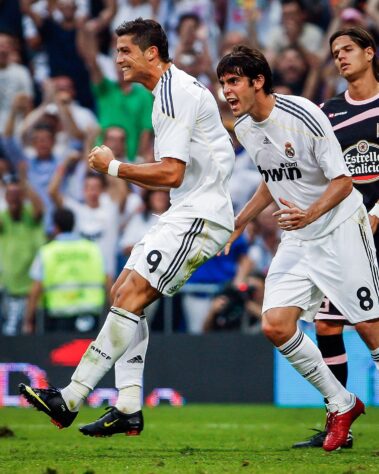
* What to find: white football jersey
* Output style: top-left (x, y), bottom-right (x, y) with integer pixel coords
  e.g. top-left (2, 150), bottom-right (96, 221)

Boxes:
top-left (152, 64), bottom-right (234, 231)
top-left (235, 94), bottom-right (363, 240)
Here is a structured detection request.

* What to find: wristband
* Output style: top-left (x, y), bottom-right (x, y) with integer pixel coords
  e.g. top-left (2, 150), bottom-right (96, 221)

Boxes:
top-left (108, 159), bottom-right (121, 177)
top-left (369, 203), bottom-right (379, 218)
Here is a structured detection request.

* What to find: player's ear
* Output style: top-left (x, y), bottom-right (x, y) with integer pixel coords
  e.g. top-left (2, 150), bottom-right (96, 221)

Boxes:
top-left (365, 46), bottom-right (375, 63)
top-left (145, 46), bottom-right (158, 61)
top-left (253, 74), bottom-right (265, 91)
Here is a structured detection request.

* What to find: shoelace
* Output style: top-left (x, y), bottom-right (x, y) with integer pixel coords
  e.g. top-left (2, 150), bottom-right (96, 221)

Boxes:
top-left (37, 386), bottom-right (59, 395)
top-left (306, 429), bottom-right (326, 440)
top-left (95, 406), bottom-right (117, 420)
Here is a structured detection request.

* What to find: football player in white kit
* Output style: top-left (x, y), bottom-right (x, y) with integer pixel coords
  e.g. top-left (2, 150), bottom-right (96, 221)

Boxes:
top-left (217, 45), bottom-right (379, 451)
top-left (19, 19), bottom-right (234, 436)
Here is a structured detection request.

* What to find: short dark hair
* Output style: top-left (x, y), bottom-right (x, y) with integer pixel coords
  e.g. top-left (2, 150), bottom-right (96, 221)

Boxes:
top-left (53, 208), bottom-right (75, 233)
top-left (329, 27), bottom-right (379, 81)
top-left (176, 13), bottom-right (201, 34)
top-left (281, 0), bottom-right (305, 10)
top-left (115, 17), bottom-right (170, 63)
top-left (32, 123), bottom-right (55, 136)
top-left (217, 45), bottom-right (273, 94)
top-left (85, 171), bottom-right (107, 188)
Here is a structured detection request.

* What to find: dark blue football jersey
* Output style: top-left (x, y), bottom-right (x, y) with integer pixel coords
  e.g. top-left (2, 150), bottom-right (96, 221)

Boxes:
top-left (320, 90), bottom-right (379, 210)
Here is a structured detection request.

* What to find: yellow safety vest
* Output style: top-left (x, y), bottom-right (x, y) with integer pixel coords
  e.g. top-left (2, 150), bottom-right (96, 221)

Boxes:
top-left (41, 238), bottom-right (105, 317)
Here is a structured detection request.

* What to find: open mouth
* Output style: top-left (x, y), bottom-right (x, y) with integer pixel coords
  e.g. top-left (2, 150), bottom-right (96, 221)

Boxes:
top-left (227, 98), bottom-right (239, 110)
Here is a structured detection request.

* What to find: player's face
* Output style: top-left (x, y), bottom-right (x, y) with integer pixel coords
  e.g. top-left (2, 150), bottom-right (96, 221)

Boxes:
top-left (331, 36), bottom-right (374, 81)
top-left (116, 35), bottom-right (151, 84)
top-left (219, 73), bottom-right (256, 117)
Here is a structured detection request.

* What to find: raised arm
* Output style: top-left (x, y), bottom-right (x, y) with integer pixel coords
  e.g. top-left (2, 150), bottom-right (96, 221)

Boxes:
top-left (23, 280), bottom-right (43, 334)
top-left (48, 152), bottom-right (82, 208)
top-left (21, 0), bottom-right (46, 29)
top-left (77, 25), bottom-right (104, 85)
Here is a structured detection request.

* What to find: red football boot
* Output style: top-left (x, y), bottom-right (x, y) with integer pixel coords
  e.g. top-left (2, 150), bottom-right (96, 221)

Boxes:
top-left (323, 397), bottom-right (365, 451)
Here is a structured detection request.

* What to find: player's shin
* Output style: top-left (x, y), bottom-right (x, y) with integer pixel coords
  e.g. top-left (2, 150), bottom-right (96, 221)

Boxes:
top-left (317, 333), bottom-right (348, 405)
top-left (278, 328), bottom-right (354, 413)
top-left (115, 315), bottom-right (149, 414)
top-left (61, 307), bottom-right (140, 411)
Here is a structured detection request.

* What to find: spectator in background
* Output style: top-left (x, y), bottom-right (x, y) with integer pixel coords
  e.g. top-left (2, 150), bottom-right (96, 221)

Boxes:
top-left (173, 13), bottom-right (214, 86)
top-left (21, 0), bottom-right (95, 109)
top-left (0, 31), bottom-right (34, 133)
top-left (20, 76), bottom-right (99, 158)
top-left (102, 126), bottom-right (128, 161)
top-left (23, 207), bottom-right (106, 333)
top-left (246, 203), bottom-right (281, 276)
top-left (119, 189), bottom-right (170, 259)
top-left (203, 272), bottom-right (265, 333)
top-left (3, 122), bottom-right (60, 235)
top-left (79, 0), bottom-right (117, 54)
top-left (226, 121), bottom-right (261, 214)
top-left (49, 160), bottom-right (126, 288)
top-left (2, 92), bottom-right (33, 141)
top-left (265, 0), bottom-right (324, 63)
top-left (182, 235), bottom-right (253, 334)
top-left (272, 46), bottom-right (320, 101)
top-left (112, 0), bottom-right (154, 32)
top-left (0, 1), bottom-right (25, 52)
top-left (157, 0), bottom-right (220, 61)
top-left (78, 27), bottom-right (154, 162)
top-left (0, 176), bottom-right (44, 335)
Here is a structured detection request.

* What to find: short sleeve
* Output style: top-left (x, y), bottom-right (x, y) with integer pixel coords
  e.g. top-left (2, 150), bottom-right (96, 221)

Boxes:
top-left (312, 109), bottom-right (350, 180)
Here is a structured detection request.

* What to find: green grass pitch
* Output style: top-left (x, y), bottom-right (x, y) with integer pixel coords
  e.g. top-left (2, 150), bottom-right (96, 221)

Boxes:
top-left (0, 405), bottom-right (378, 474)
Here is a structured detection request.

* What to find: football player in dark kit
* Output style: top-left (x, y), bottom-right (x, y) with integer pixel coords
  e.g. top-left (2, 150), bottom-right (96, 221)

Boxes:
top-left (294, 26), bottom-right (379, 449)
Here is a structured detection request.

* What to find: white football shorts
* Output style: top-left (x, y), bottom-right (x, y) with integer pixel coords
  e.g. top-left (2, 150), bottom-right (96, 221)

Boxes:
top-left (125, 217), bottom-right (231, 296)
top-left (262, 205), bottom-right (379, 324)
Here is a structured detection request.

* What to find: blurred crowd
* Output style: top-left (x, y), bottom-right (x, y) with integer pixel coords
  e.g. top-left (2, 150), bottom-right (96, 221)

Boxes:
top-left (0, 0), bottom-right (378, 336)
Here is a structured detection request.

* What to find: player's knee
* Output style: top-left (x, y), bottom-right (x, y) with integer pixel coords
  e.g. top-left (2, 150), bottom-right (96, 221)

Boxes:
top-left (355, 319), bottom-right (379, 349)
top-left (262, 312), bottom-right (289, 344)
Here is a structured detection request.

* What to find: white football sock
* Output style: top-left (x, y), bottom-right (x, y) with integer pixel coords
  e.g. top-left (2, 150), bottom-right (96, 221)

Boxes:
top-left (116, 386), bottom-right (142, 414)
top-left (371, 347), bottom-right (379, 370)
top-left (115, 316), bottom-right (149, 414)
top-left (61, 307), bottom-right (140, 411)
top-left (278, 327), bottom-right (354, 413)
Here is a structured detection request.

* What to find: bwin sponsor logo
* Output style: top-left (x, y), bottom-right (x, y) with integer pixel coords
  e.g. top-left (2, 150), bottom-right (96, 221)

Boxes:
top-left (257, 163), bottom-right (302, 182)
top-left (90, 345), bottom-right (111, 360)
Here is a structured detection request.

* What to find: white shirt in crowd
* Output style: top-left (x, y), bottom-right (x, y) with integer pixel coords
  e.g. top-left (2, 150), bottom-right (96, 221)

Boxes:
top-left (63, 194), bottom-right (119, 277)
top-left (0, 63), bottom-right (34, 133)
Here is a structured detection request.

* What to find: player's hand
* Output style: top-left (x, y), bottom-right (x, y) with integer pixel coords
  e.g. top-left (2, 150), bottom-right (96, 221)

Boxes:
top-left (219, 220), bottom-right (245, 256)
top-left (369, 214), bottom-right (379, 234)
top-left (273, 197), bottom-right (310, 230)
top-left (88, 145), bottom-right (115, 174)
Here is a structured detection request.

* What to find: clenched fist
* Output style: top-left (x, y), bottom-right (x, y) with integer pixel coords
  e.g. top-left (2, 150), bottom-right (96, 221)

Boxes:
top-left (88, 145), bottom-right (115, 174)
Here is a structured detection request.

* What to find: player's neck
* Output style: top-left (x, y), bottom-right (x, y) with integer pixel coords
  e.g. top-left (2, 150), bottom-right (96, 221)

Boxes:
top-left (250, 93), bottom-right (276, 122)
top-left (145, 61), bottom-right (172, 91)
top-left (347, 74), bottom-right (379, 101)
